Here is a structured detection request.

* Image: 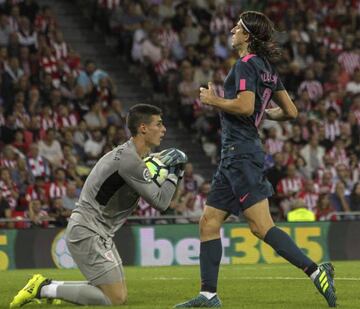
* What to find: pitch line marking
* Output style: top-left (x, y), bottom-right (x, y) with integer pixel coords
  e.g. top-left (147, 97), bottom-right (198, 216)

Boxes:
top-left (145, 276), bottom-right (360, 281)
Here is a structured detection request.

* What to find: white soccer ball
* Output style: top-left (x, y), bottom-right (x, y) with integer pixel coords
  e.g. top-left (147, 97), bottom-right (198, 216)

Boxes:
top-left (144, 156), bottom-right (169, 186)
top-left (52, 230), bottom-right (77, 269)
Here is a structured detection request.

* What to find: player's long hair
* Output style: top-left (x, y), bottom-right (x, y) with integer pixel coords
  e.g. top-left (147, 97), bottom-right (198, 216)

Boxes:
top-left (240, 11), bottom-right (282, 63)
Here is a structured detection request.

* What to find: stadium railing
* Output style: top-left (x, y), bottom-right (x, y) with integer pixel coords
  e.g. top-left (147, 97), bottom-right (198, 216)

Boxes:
top-left (325, 211), bottom-right (360, 220)
top-left (1, 212), bottom-right (360, 226)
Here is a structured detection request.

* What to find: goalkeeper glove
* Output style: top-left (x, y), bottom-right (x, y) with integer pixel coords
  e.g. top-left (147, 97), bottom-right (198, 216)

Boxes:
top-left (158, 148), bottom-right (188, 167)
top-left (166, 163), bottom-right (185, 186)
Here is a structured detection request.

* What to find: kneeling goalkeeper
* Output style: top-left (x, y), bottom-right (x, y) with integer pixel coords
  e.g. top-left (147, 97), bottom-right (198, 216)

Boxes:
top-left (10, 104), bottom-right (187, 307)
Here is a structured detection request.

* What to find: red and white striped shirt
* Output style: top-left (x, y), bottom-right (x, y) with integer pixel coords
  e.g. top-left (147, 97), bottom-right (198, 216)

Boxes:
top-left (324, 120), bottom-right (341, 141)
top-left (210, 15), bottom-right (233, 35)
top-left (298, 190), bottom-right (319, 211)
top-left (135, 198), bottom-right (160, 218)
top-left (277, 177), bottom-right (304, 196)
top-left (25, 185), bottom-right (47, 203)
top-left (297, 80), bottom-right (323, 101)
top-left (27, 155), bottom-right (50, 178)
top-left (328, 147), bottom-right (349, 166)
top-left (57, 113), bottom-right (78, 129)
top-left (265, 138), bottom-right (284, 155)
top-left (98, 0), bottom-right (121, 10)
top-left (8, 16), bottom-right (19, 32)
top-left (154, 58), bottom-right (178, 76)
top-left (338, 51), bottom-right (360, 75)
top-left (45, 182), bottom-right (67, 200)
top-left (52, 41), bottom-right (69, 60)
top-left (0, 159), bottom-right (17, 169)
top-left (40, 116), bottom-right (57, 131)
top-left (157, 29), bottom-right (179, 49)
top-left (0, 180), bottom-right (18, 209)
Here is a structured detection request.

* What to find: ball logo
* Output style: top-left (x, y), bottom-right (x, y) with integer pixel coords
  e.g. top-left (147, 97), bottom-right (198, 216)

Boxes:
top-left (143, 168), bottom-right (151, 182)
top-left (51, 229), bottom-right (77, 269)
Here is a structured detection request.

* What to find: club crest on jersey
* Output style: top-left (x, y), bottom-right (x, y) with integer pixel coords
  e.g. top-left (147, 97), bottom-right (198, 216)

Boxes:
top-left (143, 168), bottom-right (152, 182)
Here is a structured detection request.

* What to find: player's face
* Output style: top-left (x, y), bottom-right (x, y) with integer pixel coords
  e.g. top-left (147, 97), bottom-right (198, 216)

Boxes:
top-left (230, 21), bottom-right (248, 49)
top-left (145, 115), bottom-right (166, 147)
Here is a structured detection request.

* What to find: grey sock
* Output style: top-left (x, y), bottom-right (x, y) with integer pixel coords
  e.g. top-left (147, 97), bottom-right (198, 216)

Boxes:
top-left (56, 284), bottom-right (112, 305)
top-left (52, 280), bottom-right (89, 285)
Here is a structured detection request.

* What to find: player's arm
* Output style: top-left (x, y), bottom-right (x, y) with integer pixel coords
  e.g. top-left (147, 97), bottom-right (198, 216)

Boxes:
top-left (200, 85), bottom-right (255, 116)
top-left (200, 61), bottom-right (256, 116)
top-left (120, 155), bottom-right (180, 211)
top-left (265, 90), bottom-right (298, 121)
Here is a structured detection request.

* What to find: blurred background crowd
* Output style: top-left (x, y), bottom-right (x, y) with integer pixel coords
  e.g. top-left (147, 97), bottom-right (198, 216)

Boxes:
top-left (0, 0), bottom-right (359, 228)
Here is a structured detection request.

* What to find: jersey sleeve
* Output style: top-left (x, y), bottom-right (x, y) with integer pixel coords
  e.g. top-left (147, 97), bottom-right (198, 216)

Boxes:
top-left (234, 60), bottom-right (256, 93)
top-left (118, 152), bottom-right (177, 211)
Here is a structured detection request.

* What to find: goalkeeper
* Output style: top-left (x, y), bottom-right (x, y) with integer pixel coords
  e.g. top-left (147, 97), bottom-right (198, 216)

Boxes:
top-left (10, 104), bottom-right (187, 307)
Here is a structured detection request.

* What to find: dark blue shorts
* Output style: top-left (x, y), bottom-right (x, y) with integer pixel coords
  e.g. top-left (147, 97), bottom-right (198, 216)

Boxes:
top-left (206, 152), bottom-right (274, 216)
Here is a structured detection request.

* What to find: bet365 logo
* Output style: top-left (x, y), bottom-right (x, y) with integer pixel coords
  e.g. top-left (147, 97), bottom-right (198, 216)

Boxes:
top-left (137, 226), bottom-right (324, 266)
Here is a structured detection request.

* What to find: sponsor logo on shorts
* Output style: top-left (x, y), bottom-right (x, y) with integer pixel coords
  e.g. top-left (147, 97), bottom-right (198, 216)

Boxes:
top-left (239, 192), bottom-right (249, 203)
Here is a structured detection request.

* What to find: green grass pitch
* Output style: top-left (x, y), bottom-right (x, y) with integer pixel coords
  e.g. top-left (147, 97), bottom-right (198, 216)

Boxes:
top-left (1, 261), bottom-right (360, 308)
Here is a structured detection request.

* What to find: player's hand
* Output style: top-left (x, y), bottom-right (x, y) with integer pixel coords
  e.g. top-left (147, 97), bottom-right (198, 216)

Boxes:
top-left (158, 148), bottom-right (188, 167)
top-left (200, 82), bottom-right (216, 105)
top-left (168, 164), bottom-right (185, 179)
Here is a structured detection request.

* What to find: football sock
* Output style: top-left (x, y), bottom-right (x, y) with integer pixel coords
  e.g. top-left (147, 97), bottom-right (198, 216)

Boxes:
top-left (52, 281), bottom-right (89, 285)
top-left (41, 284), bottom-right (112, 305)
top-left (264, 226), bottom-right (317, 272)
top-left (200, 291), bottom-right (217, 300)
top-left (310, 268), bottom-right (320, 281)
top-left (200, 238), bottom-right (222, 293)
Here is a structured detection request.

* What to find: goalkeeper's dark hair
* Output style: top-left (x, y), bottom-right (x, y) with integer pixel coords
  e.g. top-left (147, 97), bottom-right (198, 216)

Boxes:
top-left (127, 104), bottom-right (162, 136)
top-left (240, 11), bottom-right (282, 63)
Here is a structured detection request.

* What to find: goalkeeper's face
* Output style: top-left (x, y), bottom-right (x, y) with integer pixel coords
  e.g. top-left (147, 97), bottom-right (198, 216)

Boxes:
top-left (144, 115), bottom-right (166, 147)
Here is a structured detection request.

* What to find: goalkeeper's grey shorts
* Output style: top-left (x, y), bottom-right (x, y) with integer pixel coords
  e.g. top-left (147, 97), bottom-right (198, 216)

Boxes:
top-left (66, 220), bottom-right (125, 286)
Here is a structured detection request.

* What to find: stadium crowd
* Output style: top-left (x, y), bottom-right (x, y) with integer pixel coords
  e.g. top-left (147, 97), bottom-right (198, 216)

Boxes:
top-left (0, 0), bottom-right (360, 228)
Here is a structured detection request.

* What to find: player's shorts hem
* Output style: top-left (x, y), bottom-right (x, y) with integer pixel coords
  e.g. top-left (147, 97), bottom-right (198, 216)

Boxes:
top-left (90, 264), bottom-right (124, 286)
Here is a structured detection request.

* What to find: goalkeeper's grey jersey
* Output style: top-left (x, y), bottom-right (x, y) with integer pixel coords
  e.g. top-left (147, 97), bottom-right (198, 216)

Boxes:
top-left (70, 139), bottom-right (176, 239)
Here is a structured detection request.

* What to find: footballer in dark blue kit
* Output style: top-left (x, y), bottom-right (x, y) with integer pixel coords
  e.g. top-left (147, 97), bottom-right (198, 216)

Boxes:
top-left (174, 10), bottom-right (337, 308)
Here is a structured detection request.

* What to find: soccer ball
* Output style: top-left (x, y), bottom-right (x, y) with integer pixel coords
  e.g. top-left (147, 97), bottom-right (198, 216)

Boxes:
top-left (144, 156), bottom-right (169, 186)
top-left (51, 230), bottom-right (77, 269)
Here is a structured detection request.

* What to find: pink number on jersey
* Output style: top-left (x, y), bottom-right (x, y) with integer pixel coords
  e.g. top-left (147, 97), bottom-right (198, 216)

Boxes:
top-left (255, 88), bottom-right (272, 128)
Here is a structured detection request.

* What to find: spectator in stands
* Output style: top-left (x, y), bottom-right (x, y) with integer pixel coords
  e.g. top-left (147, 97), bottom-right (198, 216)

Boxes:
top-left (287, 199), bottom-right (316, 222)
top-left (316, 193), bottom-right (337, 221)
top-left (193, 57), bottom-right (213, 87)
top-left (179, 162), bottom-right (204, 195)
top-left (84, 129), bottom-right (105, 165)
top-left (179, 180), bottom-right (211, 223)
top-left (177, 63), bottom-right (198, 130)
top-left (28, 199), bottom-right (48, 228)
top-left (26, 142), bottom-right (50, 180)
top-left (83, 99), bottom-right (107, 131)
top-left (277, 163), bottom-right (304, 215)
top-left (45, 167), bottom-right (67, 200)
top-left (346, 68), bottom-right (360, 95)
top-left (77, 59), bottom-right (111, 93)
top-left (38, 128), bottom-right (64, 167)
top-left (62, 182), bottom-right (78, 210)
top-left (350, 182), bottom-right (360, 211)
top-left (330, 181), bottom-right (351, 212)
top-left (300, 134), bottom-right (325, 177)
top-left (0, 194), bottom-right (11, 228)
top-left (49, 197), bottom-right (71, 227)
top-left (0, 166), bottom-right (19, 210)
top-left (0, 14), bottom-right (11, 47)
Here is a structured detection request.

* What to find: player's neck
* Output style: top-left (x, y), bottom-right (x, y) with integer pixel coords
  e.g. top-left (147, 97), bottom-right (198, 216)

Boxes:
top-left (238, 45), bottom-right (249, 58)
top-left (131, 136), bottom-right (151, 158)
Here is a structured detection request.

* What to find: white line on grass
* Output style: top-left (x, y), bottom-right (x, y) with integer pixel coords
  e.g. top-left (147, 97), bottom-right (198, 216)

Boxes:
top-left (145, 276), bottom-right (360, 281)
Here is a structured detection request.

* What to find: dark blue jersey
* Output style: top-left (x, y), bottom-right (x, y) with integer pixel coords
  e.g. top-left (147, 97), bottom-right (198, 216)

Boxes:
top-left (221, 54), bottom-right (284, 158)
